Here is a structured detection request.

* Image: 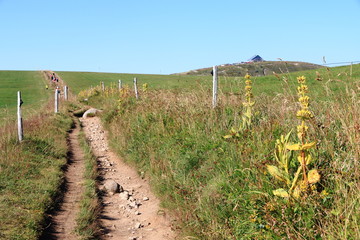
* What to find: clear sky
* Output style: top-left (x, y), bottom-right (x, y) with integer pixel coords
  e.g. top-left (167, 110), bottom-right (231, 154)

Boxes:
top-left (0, 0), bottom-right (359, 74)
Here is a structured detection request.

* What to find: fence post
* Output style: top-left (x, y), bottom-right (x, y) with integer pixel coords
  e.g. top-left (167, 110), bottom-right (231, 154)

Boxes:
top-left (134, 77), bottom-right (139, 99)
top-left (212, 65), bottom-right (218, 108)
top-left (64, 86), bottom-right (68, 100)
top-left (118, 79), bottom-right (122, 90)
top-left (55, 87), bottom-right (59, 113)
top-left (17, 91), bottom-right (23, 142)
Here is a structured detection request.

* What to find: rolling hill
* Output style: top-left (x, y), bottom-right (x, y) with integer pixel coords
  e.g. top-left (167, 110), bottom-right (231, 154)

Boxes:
top-left (177, 61), bottom-right (323, 77)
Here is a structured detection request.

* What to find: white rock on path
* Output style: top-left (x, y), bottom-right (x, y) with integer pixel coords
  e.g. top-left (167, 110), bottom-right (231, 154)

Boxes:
top-left (82, 108), bottom-right (102, 118)
top-left (104, 180), bottom-right (122, 195)
top-left (119, 191), bottom-right (130, 200)
top-left (135, 222), bottom-right (142, 229)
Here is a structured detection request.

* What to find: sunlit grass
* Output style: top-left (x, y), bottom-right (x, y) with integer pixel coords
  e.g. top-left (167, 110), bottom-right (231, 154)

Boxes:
top-left (81, 64), bottom-right (360, 239)
top-left (0, 71), bottom-right (50, 118)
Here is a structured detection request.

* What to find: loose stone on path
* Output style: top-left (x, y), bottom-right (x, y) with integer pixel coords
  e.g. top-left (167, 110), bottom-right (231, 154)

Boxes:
top-left (81, 116), bottom-right (175, 240)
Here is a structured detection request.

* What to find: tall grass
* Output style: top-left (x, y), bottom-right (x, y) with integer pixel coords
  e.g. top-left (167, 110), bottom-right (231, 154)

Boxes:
top-left (0, 103), bottom-right (73, 239)
top-left (81, 65), bottom-right (360, 239)
top-left (75, 127), bottom-right (101, 239)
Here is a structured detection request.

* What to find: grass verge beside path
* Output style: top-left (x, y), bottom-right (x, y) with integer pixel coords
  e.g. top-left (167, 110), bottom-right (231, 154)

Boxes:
top-left (75, 120), bottom-right (101, 239)
top-left (0, 106), bottom-right (73, 239)
top-left (82, 65), bottom-right (359, 239)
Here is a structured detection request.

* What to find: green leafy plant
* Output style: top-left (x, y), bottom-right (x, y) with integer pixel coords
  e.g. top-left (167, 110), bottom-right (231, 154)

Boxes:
top-left (224, 74), bottom-right (255, 139)
top-left (267, 76), bottom-right (320, 199)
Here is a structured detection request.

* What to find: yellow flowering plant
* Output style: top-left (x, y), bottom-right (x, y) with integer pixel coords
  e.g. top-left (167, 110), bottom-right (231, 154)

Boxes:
top-left (224, 74), bottom-right (255, 139)
top-left (142, 83), bottom-right (148, 92)
top-left (267, 76), bottom-right (320, 199)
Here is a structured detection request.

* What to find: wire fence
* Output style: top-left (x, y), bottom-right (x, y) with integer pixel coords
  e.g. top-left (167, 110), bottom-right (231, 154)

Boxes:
top-left (322, 61), bottom-right (360, 66)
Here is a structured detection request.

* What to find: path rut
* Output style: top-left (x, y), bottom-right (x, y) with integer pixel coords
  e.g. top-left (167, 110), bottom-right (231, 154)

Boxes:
top-left (40, 121), bottom-right (85, 240)
top-left (41, 113), bottom-right (176, 240)
top-left (81, 116), bottom-right (176, 240)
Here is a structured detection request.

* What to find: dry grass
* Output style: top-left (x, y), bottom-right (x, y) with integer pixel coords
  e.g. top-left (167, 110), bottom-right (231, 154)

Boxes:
top-left (0, 103), bottom-right (73, 239)
top-left (85, 69), bottom-right (360, 239)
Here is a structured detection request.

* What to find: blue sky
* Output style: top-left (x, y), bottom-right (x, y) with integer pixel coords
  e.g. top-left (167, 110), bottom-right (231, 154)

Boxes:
top-left (0, 0), bottom-right (359, 74)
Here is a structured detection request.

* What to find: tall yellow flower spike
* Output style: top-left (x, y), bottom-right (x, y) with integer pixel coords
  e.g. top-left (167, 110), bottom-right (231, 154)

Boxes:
top-left (288, 76), bottom-right (319, 195)
top-left (242, 74), bottom-right (255, 129)
top-left (223, 74), bottom-right (255, 139)
top-left (268, 76), bottom-right (320, 200)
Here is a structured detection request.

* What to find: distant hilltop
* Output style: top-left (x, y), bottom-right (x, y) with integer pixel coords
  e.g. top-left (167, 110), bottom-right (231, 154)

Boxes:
top-left (176, 56), bottom-right (323, 77)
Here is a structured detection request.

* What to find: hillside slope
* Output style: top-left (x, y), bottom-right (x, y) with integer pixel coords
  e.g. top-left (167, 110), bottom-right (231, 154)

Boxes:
top-left (178, 61), bottom-right (323, 77)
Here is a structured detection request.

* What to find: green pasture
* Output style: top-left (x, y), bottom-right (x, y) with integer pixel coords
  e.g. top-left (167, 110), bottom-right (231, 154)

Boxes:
top-left (57, 71), bottom-right (211, 94)
top-left (59, 64), bottom-right (360, 101)
top-left (83, 63), bottom-right (360, 239)
top-left (0, 71), bottom-right (50, 118)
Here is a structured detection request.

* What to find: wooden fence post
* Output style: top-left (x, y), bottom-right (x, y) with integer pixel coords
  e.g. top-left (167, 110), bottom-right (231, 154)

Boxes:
top-left (118, 79), bottom-right (122, 90)
top-left (17, 91), bottom-right (23, 142)
top-left (212, 65), bottom-right (218, 108)
top-left (55, 87), bottom-right (59, 113)
top-left (134, 77), bottom-right (139, 99)
top-left (64, 86), bottom-right (68, 100)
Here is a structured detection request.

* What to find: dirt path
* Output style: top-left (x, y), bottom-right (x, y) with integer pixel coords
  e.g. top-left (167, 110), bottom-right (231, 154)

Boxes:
top-left (42, 70), bottom-right (72, 100)
top-left (40, 121), bottom-right (85, 240)
top-left (81, 116), bottom-right (176, 240)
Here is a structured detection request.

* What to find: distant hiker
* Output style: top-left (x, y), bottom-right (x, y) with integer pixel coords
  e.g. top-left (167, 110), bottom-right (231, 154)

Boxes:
top-left (52, 73), bottom-right (56, 82)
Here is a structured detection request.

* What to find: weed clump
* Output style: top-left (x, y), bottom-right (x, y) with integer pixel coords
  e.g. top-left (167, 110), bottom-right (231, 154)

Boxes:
top-left (267, 76), bottom-right (320, 199)
top-left (224, 74), bottom-right (255, 139)
top-left (72, 64), bottom-right (360, 239)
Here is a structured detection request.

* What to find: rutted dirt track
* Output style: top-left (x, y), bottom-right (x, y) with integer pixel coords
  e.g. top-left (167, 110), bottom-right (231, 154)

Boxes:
top-left (42, 114), bottom-right (175, 239)
top-left (41, 121), bottom-right (85, 240)
top-left (81, 116), bottom-right (175, 240)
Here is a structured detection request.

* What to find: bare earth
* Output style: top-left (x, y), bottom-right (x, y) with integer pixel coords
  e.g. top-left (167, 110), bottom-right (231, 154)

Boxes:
top-left (81, 116), bottom-right (176, 240)
top-left (41, 121), bottom-right (85, 240)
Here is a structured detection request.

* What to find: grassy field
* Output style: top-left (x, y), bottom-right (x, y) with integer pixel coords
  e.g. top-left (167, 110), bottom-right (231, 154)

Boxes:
top-left (0, 71), bottom-right (50, 119)
top-left (0, 104), bottom-right (74, 239)
top-left (59, 64), bottom-right (360, 100)
top-left (77, 64), bottom-right (360, 239)
top-left (0, 64), bottom-right (358, 239)
top-left (57, 71), bottom-right (210, 94)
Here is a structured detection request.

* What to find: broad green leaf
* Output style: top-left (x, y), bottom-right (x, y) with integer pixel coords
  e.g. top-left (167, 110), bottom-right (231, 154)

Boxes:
top-left (266, 165), bottom-right (287, 183)
top-left (287, 142), bottom-right (316, 151)
top-left (297, 155), bottom-right (312, 165)
top-left (297, 155), bottom-right (303, 164)
top-left (273, 188), bottom-right (289, 198)
top-left (286, 144), bottom-right (301, 151)
top-left (284, 130), bottom-right (293, 142)
top-left (308, 169), bottom-right (321, 184)
top-left (292, 185), bottom-right (301, 199)
top-left (302, 141), bottom-right (317, 150)
top-left (306, 154), bottom-right (312, 165)
top-left (223, 135), bottom-right (233, 139)
top-left (290, 166), bottom-right (302, 192)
